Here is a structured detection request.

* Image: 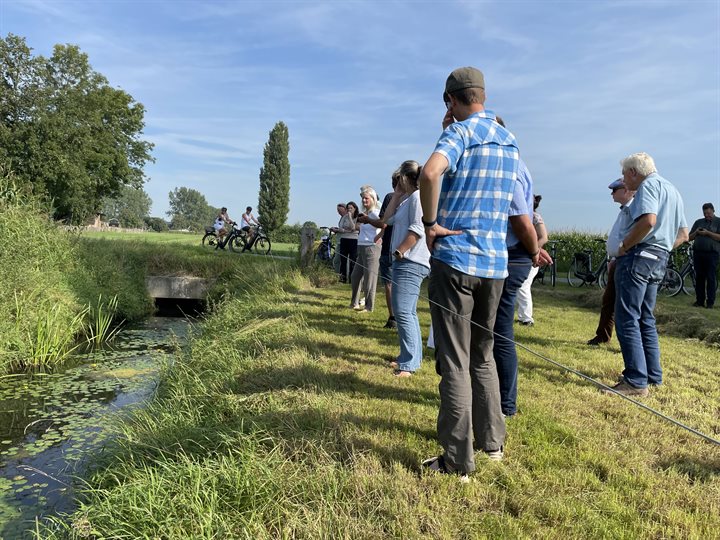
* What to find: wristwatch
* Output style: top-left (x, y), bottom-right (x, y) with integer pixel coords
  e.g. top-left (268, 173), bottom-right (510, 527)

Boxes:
top-left (393, 249), bottom-right (404, 260)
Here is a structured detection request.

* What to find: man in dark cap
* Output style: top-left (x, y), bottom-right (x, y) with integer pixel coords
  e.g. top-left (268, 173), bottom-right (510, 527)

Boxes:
top-left (586, 178), bottom-right (636, 346)
top-left (418, 67), bottom-right (520, 480)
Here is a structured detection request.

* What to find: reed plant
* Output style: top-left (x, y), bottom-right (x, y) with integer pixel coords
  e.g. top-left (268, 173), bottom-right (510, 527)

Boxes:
top-left (84, 295), bottom-right (124, 348)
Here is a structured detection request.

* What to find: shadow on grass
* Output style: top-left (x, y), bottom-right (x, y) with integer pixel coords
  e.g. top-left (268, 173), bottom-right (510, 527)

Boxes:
top-left (228, 363), bottom-right (438, 406)
top-left (656, 455), bottom-right (720, 483)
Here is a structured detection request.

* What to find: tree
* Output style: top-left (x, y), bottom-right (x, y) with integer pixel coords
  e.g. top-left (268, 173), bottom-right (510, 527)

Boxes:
top-left (0, 34), bottom-right (154, 224)
top-left (166, 187), bottom-right (216, 231)
top-left (144, 216), bottom-right (169, 232)
top-left (102, 185), bottom-right (152, 228)
top-left (257, 121), bottom-right (290, 234)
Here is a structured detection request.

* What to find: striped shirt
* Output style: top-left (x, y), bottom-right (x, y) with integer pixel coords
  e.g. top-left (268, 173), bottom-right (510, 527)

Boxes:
top-left (432, 109), bottom-right (520, 278)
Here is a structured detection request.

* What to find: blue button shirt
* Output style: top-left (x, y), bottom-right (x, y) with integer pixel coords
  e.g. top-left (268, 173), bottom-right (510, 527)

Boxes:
top-left (623, 173), bottom-right (687, 252)
top-left (505, 159), bottom-right (533, 248)
top-left (432, 109), bottom-right (520, 278)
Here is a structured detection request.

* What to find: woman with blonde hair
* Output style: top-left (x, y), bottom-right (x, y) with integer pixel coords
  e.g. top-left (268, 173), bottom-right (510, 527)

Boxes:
top-left (351, 186), bottom-right (382, 312)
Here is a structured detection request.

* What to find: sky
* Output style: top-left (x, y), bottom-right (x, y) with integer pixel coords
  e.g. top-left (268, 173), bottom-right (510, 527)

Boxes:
top-left (2, 0), bottom-right (719, 233)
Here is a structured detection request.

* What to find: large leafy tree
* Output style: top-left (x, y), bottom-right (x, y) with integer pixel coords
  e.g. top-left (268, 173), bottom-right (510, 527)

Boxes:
top-left (0, 34), bottom-right (154, 223)
top-left (257, 121), bottom-right (290, 234)
top-left (102, 185), bottom-right (152, 228)
top-left (166, 187), bottom-right (216, 231)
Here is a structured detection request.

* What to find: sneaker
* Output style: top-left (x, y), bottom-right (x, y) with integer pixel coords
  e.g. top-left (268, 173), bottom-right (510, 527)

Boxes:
top-left (352, 304), bottom-right (365, 311)
top-left (483, 446), bottom-right (504, 461)
top-left (359, 298), bottom-right (366, 307)
top-left (518, 321), bottom-right (534, 327)
top-left (383, 317), bottom-right (397, 329)
top-left (601, 379), bottom-right (649, 397)
top-left (422, 455), bottom-right (469, 483)
top-left (692, 302), bottom-right (704, 307)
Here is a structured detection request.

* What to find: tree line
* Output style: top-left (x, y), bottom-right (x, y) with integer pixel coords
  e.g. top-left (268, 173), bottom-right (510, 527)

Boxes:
top-left (1, 34), bottom-right (291, 233)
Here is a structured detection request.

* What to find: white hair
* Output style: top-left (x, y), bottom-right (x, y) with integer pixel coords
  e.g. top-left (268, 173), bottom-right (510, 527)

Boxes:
top-left (359, 185), bottom-right (380, 212)
top-left (621, 152), bottom-right (657, 177)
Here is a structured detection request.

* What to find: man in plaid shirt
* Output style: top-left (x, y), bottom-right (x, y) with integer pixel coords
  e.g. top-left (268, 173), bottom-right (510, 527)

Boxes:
top-left (419, 67), bottom-right (520, 480)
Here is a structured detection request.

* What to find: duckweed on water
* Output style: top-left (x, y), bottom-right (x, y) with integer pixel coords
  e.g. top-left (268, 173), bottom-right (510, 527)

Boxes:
top-left (0, 318), bottom-right (189, 538)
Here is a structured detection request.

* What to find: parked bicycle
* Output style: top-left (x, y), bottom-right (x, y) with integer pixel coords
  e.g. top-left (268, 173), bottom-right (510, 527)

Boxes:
top-left (535, 240), bottom-right (561, 287)
top-left (567, 239), bottom-right (609, 288)
top-left (667, 243), bottom-right (717, 297)
top-left (314, 227), bottom-right (335, 265)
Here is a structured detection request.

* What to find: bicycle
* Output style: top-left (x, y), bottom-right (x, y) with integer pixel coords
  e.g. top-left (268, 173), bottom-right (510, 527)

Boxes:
top-left (314, 227), bottom-right (335, 265)
top-left (668, 243), bottom-right (717, 297)
top-left (535, 240), bottom-right (561, 287)
top-left (243, 225), bottom-right (272, 255)
top-left (567, 238), bottom-right (609, 288)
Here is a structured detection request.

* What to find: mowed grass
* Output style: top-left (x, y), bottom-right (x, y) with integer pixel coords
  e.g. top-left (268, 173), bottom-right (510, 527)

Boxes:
top-left (45, 267), bottom-right (720, 539)
top-left (81, 229), bottom-right (298, 257)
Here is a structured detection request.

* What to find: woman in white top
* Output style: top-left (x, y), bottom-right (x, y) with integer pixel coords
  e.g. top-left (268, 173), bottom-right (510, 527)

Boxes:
top-left (350, 186), bottom-right (382, 312)
top-left (382, 161), bottom-right (431, 377)
top-left (213, 207), bottom-right (233, 243)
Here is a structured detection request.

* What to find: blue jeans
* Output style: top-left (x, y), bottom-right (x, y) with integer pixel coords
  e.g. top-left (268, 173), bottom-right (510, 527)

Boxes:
top-left (493, 250), bottom-right (532, 416)
top-left (392, 260), bottom-right (429, 372)
top-left (614, 245), bottom-right (669, 388)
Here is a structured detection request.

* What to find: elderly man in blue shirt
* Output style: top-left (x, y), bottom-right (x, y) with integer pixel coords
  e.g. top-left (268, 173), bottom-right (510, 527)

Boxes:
top-left (604, 152), bottom-right (688, 397)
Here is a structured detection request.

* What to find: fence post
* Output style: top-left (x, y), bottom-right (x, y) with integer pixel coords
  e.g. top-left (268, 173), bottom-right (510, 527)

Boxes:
top-left (300, 226), bottom-right (315, 268)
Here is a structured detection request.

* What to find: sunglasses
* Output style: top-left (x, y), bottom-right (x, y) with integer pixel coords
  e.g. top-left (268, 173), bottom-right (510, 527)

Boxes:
top-left (443, 92), bottom-right (452, 110)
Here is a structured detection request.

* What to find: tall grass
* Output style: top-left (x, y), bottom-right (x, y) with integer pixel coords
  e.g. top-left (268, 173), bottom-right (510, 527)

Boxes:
top-left (38, 266), bottom-right (720, 539)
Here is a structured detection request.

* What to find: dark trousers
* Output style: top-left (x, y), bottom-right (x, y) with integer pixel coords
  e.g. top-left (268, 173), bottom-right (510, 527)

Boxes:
top-left (594, 260), bottom-right (616, 342)
top-left (339, 238), bottom-right (358, 283)
top-left (694, 250), bottom-right (719, 308)
top-left (428, 260), bottom-right (506, 474)
top-left (493, 251), bottom-right (532, 417)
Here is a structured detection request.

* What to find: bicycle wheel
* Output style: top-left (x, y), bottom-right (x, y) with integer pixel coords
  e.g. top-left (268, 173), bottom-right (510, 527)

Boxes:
top-left (254, 235), bottom-right (271, 255)
top-left (228, 236), bottom-right (245, 253)
top-left (682, 270), bottom-right (696, 296)
top-left (567, 259), bottom-right (586, 287)
top-left (659, 267), bottom-right (682, 297)
top-left (202, 233), bottom-right (217, 247)
top-left (598, 265), bottom-right (608, 289)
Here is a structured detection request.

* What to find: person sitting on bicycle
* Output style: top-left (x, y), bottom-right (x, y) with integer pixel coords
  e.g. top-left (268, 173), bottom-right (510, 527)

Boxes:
top-left (214, 207), bottom-right (234, 244)
top-left (241, 206), bottom-right (260, 250)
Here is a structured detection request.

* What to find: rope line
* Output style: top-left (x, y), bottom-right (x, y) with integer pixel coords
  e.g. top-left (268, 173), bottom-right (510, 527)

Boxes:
top-left (328, 246), bottom-right (720, 447)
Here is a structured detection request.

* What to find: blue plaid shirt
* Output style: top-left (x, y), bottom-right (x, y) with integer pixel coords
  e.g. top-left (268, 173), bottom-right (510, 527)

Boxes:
top-left (432, 109), bottom-right (520, 278)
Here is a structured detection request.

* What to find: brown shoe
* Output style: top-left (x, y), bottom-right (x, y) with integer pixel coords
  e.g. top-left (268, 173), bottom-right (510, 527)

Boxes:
top-left (602, 379), bottom-right (649, 397)
top-left (586, 337), bottom-right (607, 346)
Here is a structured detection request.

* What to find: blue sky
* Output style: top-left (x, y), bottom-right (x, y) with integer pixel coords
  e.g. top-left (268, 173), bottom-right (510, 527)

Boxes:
top-left (2, 0), bottom-right (719, 232)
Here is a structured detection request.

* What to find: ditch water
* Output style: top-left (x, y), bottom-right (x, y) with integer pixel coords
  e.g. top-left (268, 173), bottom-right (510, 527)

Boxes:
top-left (0, 317), bottom-right (191, 539)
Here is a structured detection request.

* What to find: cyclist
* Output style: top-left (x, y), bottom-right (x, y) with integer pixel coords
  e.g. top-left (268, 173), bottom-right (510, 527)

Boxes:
top-left (240, 206), bottom-right (260, 250)
top-left (214, 207), bottom-right (234, 247)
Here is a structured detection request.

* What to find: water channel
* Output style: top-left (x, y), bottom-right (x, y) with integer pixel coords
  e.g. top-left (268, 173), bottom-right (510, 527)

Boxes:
top-left (0, 317), bottom-right (191, 539)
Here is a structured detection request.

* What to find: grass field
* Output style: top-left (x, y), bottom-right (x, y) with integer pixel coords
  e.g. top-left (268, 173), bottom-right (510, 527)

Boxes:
top-left (43, 262), bottom-right (720, 539)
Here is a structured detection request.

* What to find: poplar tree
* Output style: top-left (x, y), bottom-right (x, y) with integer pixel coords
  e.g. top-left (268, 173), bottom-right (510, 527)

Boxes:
top-left (257, 121), bottom-right (290, 234)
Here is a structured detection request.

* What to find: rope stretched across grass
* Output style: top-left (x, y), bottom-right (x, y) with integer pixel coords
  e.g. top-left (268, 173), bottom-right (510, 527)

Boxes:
top-left (335, 251), bottom-right (720, 447)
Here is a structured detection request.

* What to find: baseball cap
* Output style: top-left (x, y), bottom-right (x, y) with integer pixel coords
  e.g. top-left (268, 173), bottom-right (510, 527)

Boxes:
top-left (445, 67), bottom-right (485, 94)
top-left (608, 178), bottom-right (624, 190)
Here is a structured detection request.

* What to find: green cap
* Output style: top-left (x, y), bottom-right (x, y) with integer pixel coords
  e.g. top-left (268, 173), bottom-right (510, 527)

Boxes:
top-left (445, 67), bottom-right (485, 94)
